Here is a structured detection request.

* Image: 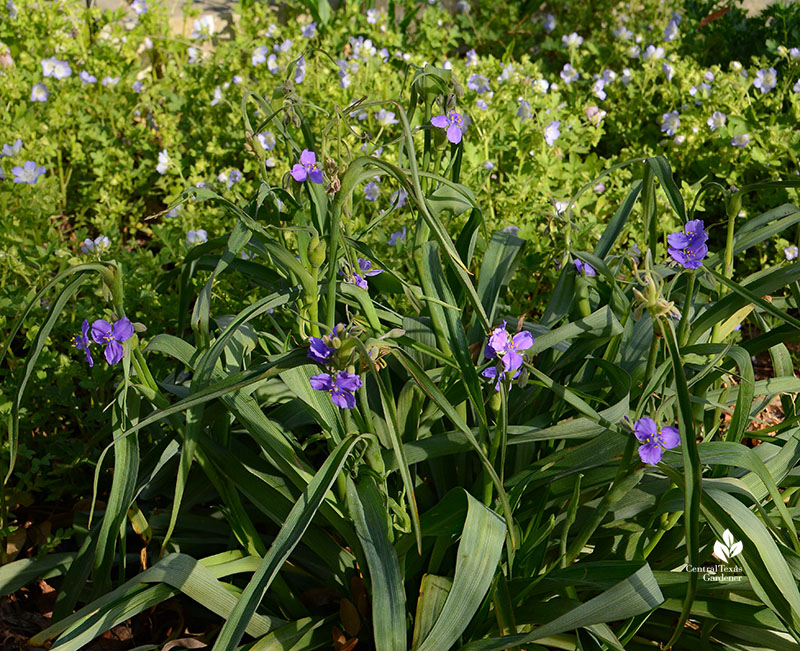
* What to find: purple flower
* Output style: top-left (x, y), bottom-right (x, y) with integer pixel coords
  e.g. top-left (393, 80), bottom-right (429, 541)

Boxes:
top-left (302, 22), bottom-right (316, 38)
top-left (364, 181), bottom-right (379, 201)
top-left (562, 32), bottom-right (583, 48)
top-left (388, 226), bottom-right (406, 246)
top-left (211, 85), bottom-right (223, 106)
top-left (642, 44), bottom-right (664, 61)
top-left (668, 219), bottom-right (708, 269)
top-left (187, 229), bottom-right (208, 245)
top-left (560, 63), bottom-right (578, 83)
top-left (132, 80), bottom-right (143, 93)
top-left (227, 168), bottom-right (242, 188)
top-left (573, 259), bottom-right (596, 276)
top-left (252, 46), bottom-right (268, 66)
top-left (731, 133), bottom-right (750, 148)
top-left (431, 110), bottom-right (466, 144)
top-left (707, 110), bottom-right (726, 131)
top-left (376, 109), bottom-right (399, 126)
top-left (310, 371), bottom-right (362, 408)
top-left (131, 0), bottom-right (147, 14)
top-left (634, 417), bottom-right (680, 465)
top-left (517, 99), bottom-right (531, 121)
top-left (1, 138), bottom-right (22, 157)
top-left (661, 110), bottom-right (680, 136)
top-left (543, 13), bottom-right (556, 33)
top-left (662, 62), bottom-right (674, 81)
top-left (294, 55), bottom-right (306, 84)
top-left (308, 335), bottom-right (335, 365)
top-left (390, 188), bottom-right (408, 209)
top-left (291, 149), bottom-right (323, 184)
top-left (484, 321), bottom-right (534, 373)
top-left (12, 161), bottom-right (46, 184)
top-left (544, 121), bottom-right (561, 146)
top-left (72, 319), bottom-right (94, 367)
top-left (664, 18), bottom-right (679, 41)
top-left (346, 258), bottom-right (383, 289)
top-left (467, 74), bottom-right (490, 94)
top-left (592, 79), bottom-right (606, 100)
top-left (90, 317), bottom-right (134, 365)
top-left (784, 245), bottom-right (798, 261)
top-left (257, 131), bottom-right (276, 150)
top-left (753, 67), bottom-right (777, 93)
top-left (30, 83), bottom-right (49, 102)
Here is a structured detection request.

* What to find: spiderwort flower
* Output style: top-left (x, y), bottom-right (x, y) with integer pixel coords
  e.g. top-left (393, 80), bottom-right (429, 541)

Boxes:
top-left (544, 121), bottom-right (561, 146)
top-left (30, 83), bottom-right (49, 102)
top-left (12, 161), bottom-right (46, 184)
top-left (668, 219), bottom-right (708, 269)
top-left (388, 226), bottom-right (406, 246)
top-left (431, 110), bottom-right (465, 144)
top-left (310, 371), bottom-right (362, 409)
top-left (345, 258), bottom-right (383, 289)
top-left (308, 335), bottom-right (335, 365)
top-left (72, 320), bottom-right (94, 367)
top-left (574, 259), bottom-right (596, 276)
top-left (91, 317), bottom-right (134, 365)
top-left (634, 417), bottom-right (680, 465)
top-left (753, 67), bottom-right (777, 93)
top-left (484, 321), bottom-right (534, 374)
top-left (291, 149), bottom-right (323, 184)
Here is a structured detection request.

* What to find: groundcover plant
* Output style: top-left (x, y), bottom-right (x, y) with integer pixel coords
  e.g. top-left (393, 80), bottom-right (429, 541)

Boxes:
top-left (4, 0), bottom-right (800, 649)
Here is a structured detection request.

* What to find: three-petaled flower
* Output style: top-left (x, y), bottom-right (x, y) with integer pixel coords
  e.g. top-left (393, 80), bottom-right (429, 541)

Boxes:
top-left (72, 320), bottom-right (94, 368)
top-left (291, 149), bottom-right (323, 184)
top-left (308, 334), bottom-right (336, 365)
top-left (344, 258), bottom-right (383, 289)
top-left (310, 371), bottom-right (362, 409)
top-left (431, 110), bottom-right (465, 144)
top-left (481, 321), bottom-right (534, 390)
top-left (668, 219), bottom-right (708, 269)
top-left (634, 417), bottom-right (680, 464)
top-left (91, 318), bottom-right (134, 364)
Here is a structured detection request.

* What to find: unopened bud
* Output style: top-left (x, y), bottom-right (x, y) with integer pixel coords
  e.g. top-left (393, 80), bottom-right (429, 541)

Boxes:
top-left (489, 390), bottom-right (503, 412)
top-left (308, 235), bottom-right (326, 268)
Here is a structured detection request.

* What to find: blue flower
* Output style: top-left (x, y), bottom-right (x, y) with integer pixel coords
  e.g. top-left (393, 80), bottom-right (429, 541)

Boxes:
top-left (753, 67), bottom-right (777, 93)
top-left (668, 219), bottom-right (708, 269)
top-left (91, 318), bottom-right (134, 365)
top-left (661, 111), bottom-right (680, 136)
top-left (634, 417), bottom-right (680, 465)
top-left (30, 83), bottom-right (49, 102)
top-left (544, 121), bottom-right (561, 146)
top-left (11, 161), bottom-right (46, 184)
top-left (388, 226), bottom-right (406, 246)
top-left (364, 181), bottom-right (379, 201)
top-left (72, 320), bottom-right (94, 367)
top-left (431, 110), bottom-right (466, 144)
top-left (574, 259), bottom-right (596, 276)
top-left (467, 74), bottom-right (490, 94)
top-left (187, 229), bottom-right (208, 245)
top-left (1, 138), bottom-right (22, 157)
top-left (310, 371), bottom-right (362, 409)
top-left (302, 22), bottom-right (316, 38)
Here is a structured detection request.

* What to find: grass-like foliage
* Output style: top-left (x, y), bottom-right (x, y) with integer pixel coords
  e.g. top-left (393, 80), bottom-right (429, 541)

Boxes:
top-left (4, 2), bottom-right (800, 650)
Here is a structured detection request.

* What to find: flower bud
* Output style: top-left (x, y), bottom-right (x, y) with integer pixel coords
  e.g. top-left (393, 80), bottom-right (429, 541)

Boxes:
top-left (308, 235), bottom-right (326, 268)
top-left (489, 390), bottom-right (503, 412)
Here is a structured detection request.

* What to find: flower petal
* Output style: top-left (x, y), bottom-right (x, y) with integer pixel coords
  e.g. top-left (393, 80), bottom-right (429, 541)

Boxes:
top-left (431, 114), bottom-right (448, 128)
top-left (112, 317), bottom-right (134, 342)
top-left (336, 371), bottom-right (362, 392)
top-left (308, 168), bottom-right (323, 184)
top-left (446, 123), bottom-right (463, 144)
top-left (299, 149), bottom-right (316, 166)
top-left (502, 350), bottom-right (523, 373)
top-left (512, 331), bottom-right (534, 351)
top-left (685, 219), bottom-right (707, 240)
top-left (659, 426), bottom-right (681, 449)
top-left (638, 441), bottom-right (663, 465)
top-left (105, 340), bottom-right (125, 365)
top-left (90, 319), bottom-right (113, 344)
top-left (290, 164), bottom-right (308, 182)
top-left (667, 232), bottom-right (689, 249)
top-left (331, 388), bottom-right (356, 409)
top-left (309, 373), bottom-right (333, 391)
top-left (634, 416), bottom-right (657, 441)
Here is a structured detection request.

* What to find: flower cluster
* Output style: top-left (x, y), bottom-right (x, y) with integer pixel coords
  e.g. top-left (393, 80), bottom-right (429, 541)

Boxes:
top-left (481, 321), bottom-right (534, 391)
top-left (307, 324), bottom-right (363, 409)
top-left (72, 317), bottom-right (134, 366)
top-left (634, 417), bottom-right (680, 464)
top-left (668, 219), bottom-right (708, 269)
